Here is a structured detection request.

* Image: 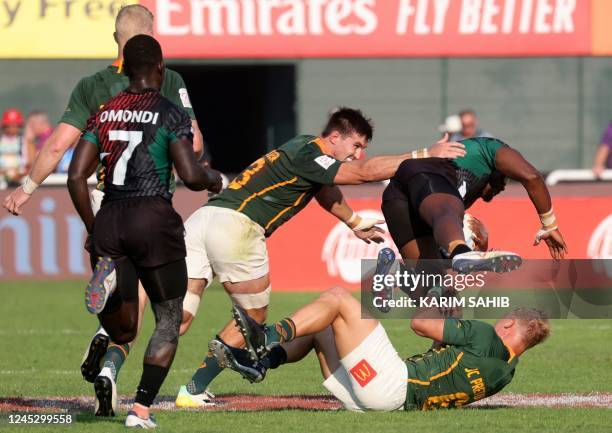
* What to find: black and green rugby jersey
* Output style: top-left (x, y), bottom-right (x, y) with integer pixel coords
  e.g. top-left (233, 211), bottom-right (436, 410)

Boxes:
top-left (81, 89), bottom-right (193, 203)
top-left (405, 318), bottom-right (518, 410)
top-left (453, 137), bottom-right (507, 208)
top-left (61, 62), bottom-right (195, 192)
top-left (208, 135), bottom-right (342, 236)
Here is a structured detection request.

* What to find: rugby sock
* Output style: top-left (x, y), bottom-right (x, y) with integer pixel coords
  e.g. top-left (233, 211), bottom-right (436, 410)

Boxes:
top-left (101, 343), bottom-right (130, 381)
top-left (449, 241), bottom-right (471, 258)
top-left (186, 350), bottom-right (223, 395)
top-left (265, 318), bottom-right (296, 345)
top-left (261, 346), bottom-right (287, 370)
top-left (135, 364), bottom-right (170, 407)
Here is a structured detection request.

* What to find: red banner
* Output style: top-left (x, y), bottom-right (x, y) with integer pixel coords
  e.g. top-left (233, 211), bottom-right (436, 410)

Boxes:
top-left (140, 0), bottom-right (597, 58)
top-left (266, 195), bottom-right (611, 291)
top-left (0, 188), bottom-right (610, 291)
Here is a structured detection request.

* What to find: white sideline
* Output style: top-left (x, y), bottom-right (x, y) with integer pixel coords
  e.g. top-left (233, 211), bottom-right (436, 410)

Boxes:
top-left (546, 169), bottom-right (612, 185)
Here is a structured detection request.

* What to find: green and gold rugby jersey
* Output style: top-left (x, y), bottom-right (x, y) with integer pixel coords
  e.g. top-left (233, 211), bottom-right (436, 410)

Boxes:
top-left (61, 61), bottom-right (195, 130)
top-left (208, 135), bottom-right (342, 237)
top-left (60, 61), bottom-right (195, 191)
top-left (405, 319), bottom-right (518, 410)
top-left (453, 137), bottom-right (507, 208)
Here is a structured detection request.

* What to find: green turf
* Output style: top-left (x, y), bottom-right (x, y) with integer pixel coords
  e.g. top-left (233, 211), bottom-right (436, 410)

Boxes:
top-left (0, 281), bottom-right (611, 432)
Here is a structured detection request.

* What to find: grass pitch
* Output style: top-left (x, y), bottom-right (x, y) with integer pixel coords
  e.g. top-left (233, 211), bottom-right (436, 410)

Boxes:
top-left (0, 281), bottom-right (611, 432)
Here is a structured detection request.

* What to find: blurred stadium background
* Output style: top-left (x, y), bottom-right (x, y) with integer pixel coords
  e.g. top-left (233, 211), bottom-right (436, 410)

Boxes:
top-left (0, 1), bottom-right (611, 430)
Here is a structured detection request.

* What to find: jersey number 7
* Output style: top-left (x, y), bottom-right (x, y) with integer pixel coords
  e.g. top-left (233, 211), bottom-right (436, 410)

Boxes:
top-left (108, 130), bottom-right (143, 186)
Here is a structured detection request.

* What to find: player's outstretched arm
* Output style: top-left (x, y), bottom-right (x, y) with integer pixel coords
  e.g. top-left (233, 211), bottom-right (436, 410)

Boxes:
top-left (315, 185), bottom-right (384, 244)
top-left (333, 135), bottom-right (466, 185)
top-left (495, 146), bottom-right (568, 259)
top-left (170, 137), bottom-right (222, 192)
top-left (67, 138), bottom-right (99, 233)
top-left (3, 123), bottom-right (81, 215)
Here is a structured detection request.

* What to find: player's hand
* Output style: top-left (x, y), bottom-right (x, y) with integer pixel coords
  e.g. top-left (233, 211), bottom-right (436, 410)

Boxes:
top-left (206, 169), bottom-right (224, 194)
top-left (3, 186), bottom-right (31, 215)
top-left (348, 216), bottom-right (385, 244)
top-left (466, 215), bottom-right (489, 251)
top-left (534, 228), bottom-right (568, 259)
top-left (428, 133), bottom-right (466, 159)
top-left (84, 233), bottom-right (93, 254)
top-left (351, 217), bottom-right (384, 232)
top-left (353, 225), bottom-right (385, 244)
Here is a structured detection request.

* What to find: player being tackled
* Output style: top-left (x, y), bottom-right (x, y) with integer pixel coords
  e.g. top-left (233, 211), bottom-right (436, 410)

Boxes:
top-left (381, 136), bottom-right (567, 280)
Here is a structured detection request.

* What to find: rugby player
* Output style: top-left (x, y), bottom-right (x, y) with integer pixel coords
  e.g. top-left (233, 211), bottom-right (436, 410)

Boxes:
top-left (174, 109), bottom-right (508, 407)
top-left (3, 4), bottom-right (207, 415)
top-left (381, 137), bottom-right (568, 276)
top-left (68, 35), bottom-right (221, 428)
top-left (215, 287), bottom-right (550, 412)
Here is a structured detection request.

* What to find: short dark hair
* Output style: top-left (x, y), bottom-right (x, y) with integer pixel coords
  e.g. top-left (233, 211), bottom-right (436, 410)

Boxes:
top-left (123, 34), bottom-right (163, 80)
top-left (459, 108), bottom-right (476, 118)
top-left (322, 107), bottom-right (374, 141)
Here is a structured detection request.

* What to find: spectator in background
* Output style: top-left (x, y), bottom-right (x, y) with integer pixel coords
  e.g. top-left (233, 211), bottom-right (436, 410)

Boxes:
top-left (0, 108), bottom-right (25, 189)
top-left (24, 110), bottom-right (53, 153)
top-left (23, 111), bottom-right (53, 171)
top-left (450, 109), bottom-right (492, 141)
top-left (592, 121), bottom-right (612, 178)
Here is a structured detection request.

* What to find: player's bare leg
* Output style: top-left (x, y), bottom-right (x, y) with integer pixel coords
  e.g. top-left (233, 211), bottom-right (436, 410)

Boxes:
top-left (418, 193), bottom-right (467, 256)
top-left (210, 322), bottom-right (342, 383)
top-left (274, 326), bottom-right (341, 378)
top-left (127, 260), bottom-right (187, 424)
top-left (90, 258), bottom-right (140, 417)
top-left (176, 274), bottom-right (269, 407)
top-left (264, 327), bottom-right (341, 378)
top-left (235, 286), bottom-right (378, 361)
top-left (419, 193), bottom-right (521, 272)
top-left (82, 281), bottom-right (148, 384)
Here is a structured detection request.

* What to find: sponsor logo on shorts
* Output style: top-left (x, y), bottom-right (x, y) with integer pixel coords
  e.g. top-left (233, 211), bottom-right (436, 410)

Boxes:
top-left (349, 359), bottom-right (377, 387)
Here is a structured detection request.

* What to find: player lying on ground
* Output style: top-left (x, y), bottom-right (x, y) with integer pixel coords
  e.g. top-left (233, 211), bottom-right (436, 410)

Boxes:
top-left (3, 4), bottom-right (209, 416)
top-left (213, 287), bottom-right (550, 411)
top-left (67, 35), bottom-right (221, 428)
top-left (382, 137), bottom-right (568, 278)
top-left (174, 108), bottom-right (491, 407)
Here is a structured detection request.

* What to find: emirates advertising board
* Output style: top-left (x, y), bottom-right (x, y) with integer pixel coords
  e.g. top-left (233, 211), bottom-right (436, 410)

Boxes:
top-left (2, 0), bottom-right (612, 58)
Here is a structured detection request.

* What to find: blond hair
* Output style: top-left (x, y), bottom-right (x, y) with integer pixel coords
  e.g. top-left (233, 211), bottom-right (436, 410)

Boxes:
top-left (505, 308), bottom-right (551, 349)
top-left (115, 5), bottom-right (154, 46)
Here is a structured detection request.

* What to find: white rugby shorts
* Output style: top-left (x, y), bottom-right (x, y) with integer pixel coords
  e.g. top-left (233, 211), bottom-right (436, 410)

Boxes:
top-left (184, 206), bottom-right (269, 285)
top-left (323, 324), bottom-right (407, 412)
